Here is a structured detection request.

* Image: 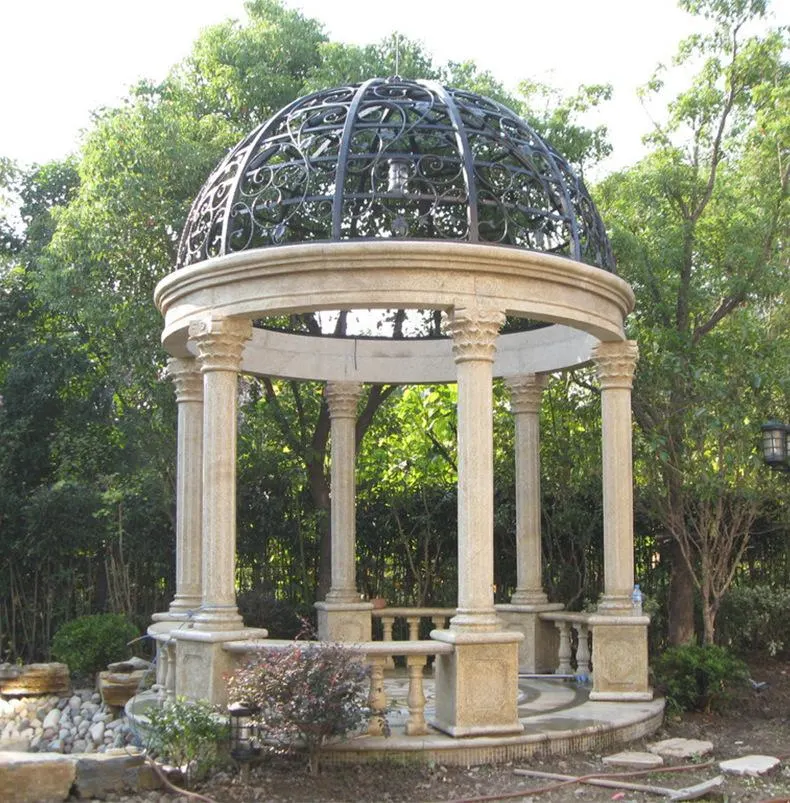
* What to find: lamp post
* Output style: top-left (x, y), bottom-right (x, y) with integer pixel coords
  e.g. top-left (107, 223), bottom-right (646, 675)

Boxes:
top-left (761, 421), bottom-right (790, 472)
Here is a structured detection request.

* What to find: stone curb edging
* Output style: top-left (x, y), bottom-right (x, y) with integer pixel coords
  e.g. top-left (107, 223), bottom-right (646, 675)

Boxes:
top-left (0, 749), bottom-right (162, 803)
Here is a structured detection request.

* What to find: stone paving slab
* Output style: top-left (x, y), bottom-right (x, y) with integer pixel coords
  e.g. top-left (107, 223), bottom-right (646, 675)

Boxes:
top-left (719, 755), bottom-right (781, 776)
top-left (648, 737), bottom-right (713, 758)
top-left (603, 750), bottom-right (664, 768)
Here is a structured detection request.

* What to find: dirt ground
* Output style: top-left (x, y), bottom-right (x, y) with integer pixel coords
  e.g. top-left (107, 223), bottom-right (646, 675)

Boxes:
top-left (144, 658), bottom-right (790, 803)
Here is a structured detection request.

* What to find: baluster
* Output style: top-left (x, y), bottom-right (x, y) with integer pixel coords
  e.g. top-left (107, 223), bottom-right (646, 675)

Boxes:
top-left (555, 621), bottom-right (572, 675)
top-left (430, 615), bottom-right (447, 631)
top-left (381, 616), bottom-right (395, 669)
top-left (154, 640), bottom-right (167, 701)
top-left (367, 656), bottom-right (388, 735)
top-left (574, 623), bottom-right (591, 677)
top-left (405, 655), bottom-right (428, 735)
top-left (406, 616), bottom-right (420, 641)
top-left (164, 640), bottom-right (176, 698)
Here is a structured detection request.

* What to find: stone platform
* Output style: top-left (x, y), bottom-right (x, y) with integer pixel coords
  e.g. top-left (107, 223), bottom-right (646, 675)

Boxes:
top-left (324, 675), bottom-right (664, 766)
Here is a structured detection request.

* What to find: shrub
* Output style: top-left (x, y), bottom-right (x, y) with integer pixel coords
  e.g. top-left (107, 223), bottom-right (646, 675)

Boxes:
top-left (51, 613), bottom-right (139, 678)
top-left (227, 642), bottom-right (371, 773)
top-left (145, 697), bottom-right (228, 784)
top-left (653, 643), bottom-right (748, 713)
top-left (718, 584), bottom-right (790, 658)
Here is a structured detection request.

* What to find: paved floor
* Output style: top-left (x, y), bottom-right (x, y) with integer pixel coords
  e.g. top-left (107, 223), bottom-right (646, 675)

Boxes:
top-left (326, 675), bottom-right (665, 766)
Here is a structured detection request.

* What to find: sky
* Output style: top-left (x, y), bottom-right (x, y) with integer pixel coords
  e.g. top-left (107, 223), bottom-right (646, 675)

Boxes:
top-left (0, 0), bottom-right (787, 176)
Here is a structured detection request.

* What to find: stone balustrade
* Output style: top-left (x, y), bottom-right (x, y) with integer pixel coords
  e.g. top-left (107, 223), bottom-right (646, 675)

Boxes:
top-left (372, 607), bottom-right (454, 668)
top-left (223, 638), bottom-right (453, 737)
top-left (538, 612), bottom-right (592, 678)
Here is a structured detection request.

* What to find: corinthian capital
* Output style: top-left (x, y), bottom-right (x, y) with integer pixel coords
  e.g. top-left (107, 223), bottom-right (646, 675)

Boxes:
top-left (448, 306), bottom-right (505, 363)
top-left (188, 317), bottom-right (252, 372)
top-left (325, 381), bottom-right (363, 419)
top-left (166, 357), bottom-right (203, 403)
top-left (593, 340), bottom-right (639, 390)
top-left (505, 373), bottom-right (549, 415)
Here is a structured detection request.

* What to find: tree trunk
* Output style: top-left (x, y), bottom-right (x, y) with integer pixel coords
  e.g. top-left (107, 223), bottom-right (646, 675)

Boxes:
top-left (308, 461), bottom-right (331, 602)
top-left (667, 538), bottom-right (696, 645)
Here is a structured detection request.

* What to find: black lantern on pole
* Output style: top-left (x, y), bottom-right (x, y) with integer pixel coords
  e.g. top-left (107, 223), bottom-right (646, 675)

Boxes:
top-left (761, 420), bottom-right (790, 471)
top-left (228, 703), bottom-right (260, 766)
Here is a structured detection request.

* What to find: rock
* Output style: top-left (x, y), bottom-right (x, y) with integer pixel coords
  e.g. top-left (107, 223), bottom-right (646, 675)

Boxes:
top-left (72, 738), bottom-right (87, 753)
top-left (42, 708), bottom-right (61, 730)
top-left (0, 699), bottom-right (12, 717)
top-left (647, 738), bottom-right (714, 759)
top-left (0, 750), bottom-right (75, 802)
top-left (0, 664), bottom-right (22, 680)
top-left (107, 656), bottom-right (151, 673)
top-left (98, 670), bottom-right (148, 708)
top-left (0, 738), bottom-right (30, 752)
top-left (719, 755), bottom-right (780, 776)
top-left (89, 721), bottom-right (105, 744)
top-left (72, 751), bottom-right (157, 798)
top-left (0, 664), bottom-right (70, 697)
top-left (68, 695), bottom-right (82, 712)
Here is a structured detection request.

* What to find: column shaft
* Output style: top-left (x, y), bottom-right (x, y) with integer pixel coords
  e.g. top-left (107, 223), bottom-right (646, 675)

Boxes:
top-left (449, 306), bottom-right (504, 632)
top-left (594, 340), bottom-right (639, 612)
top-left (189, 317), bottom-right (251, 629)
top-left (167, 358), bottom-right (203, 615)
top-left (325, 381), bottom-right (363, 603)
top-left (506, 374), bottom-right (549, 604)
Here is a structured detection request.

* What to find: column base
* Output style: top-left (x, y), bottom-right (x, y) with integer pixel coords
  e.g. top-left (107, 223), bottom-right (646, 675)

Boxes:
top-left (495, 602), bottom-right (564, 673)
top-left (588, 614), bottom-right (652, 700)
top-left (171, 627), bottom-right (267, 705)
top-left (448, 609), bottom-right (501, 633)
top-left (596, 594), bottom-right (633, 614)
top-left (189, 604), bottom-right (245, 632)
top-left (429, 629), bottom-right (524, 737)
top-left (315, 601), bottom-right (373, 642)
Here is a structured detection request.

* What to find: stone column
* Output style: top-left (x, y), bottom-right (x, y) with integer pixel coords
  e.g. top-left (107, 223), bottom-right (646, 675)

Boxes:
top-left (325, 381), bottom-right (363, 602)
top-left (316, 381), bottom-right (372, 641)
top-left (165, 357), bottom-right (203, 617)
top-left (507, 373), bottom-right (549, 605)
top-left (593, 340), bottom-right (639, 613)
top-left (189, 316), bottom-right (252, 630)
top-left (448, 305), bottom-right (505, 632)
top-left (495, 374), bottom-right (562, 672)
top-left (431, 305), bottom-right (524, 737)
top-left (588, 339), bottom-right (651, 701)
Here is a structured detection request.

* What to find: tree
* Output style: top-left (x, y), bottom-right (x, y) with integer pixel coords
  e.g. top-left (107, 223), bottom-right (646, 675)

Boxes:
top-left (598, 0), bottom-right (789, 644)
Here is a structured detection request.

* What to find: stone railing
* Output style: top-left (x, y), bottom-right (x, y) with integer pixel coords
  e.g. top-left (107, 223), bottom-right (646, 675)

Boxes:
top-left (147, 623), bottom-right (178, 699)
top-left (222, 638), bottom-right (453, 737)
top-left (537, 611), bottom-right (592, 678)
top-left (372, 607), bottom-right (454, 668)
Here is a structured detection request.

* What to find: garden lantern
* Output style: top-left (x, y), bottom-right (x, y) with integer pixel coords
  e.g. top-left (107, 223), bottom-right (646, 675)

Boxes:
top-left (228, 703), bottom-right (260, 764)
top-left (761, 420), bottom-right (790, 471)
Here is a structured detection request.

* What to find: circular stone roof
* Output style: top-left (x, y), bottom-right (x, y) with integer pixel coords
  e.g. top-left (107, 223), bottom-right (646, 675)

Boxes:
top-left (177, 77), bottom-right (614, 272)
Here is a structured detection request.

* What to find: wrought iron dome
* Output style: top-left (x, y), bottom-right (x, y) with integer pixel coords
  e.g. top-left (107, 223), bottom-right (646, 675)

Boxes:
top-left (176, 77), bottom-right (615, 272)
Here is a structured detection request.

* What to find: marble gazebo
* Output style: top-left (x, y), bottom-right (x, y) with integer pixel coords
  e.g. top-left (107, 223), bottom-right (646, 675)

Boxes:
top-left (149, 77), bottom-right (652, 742)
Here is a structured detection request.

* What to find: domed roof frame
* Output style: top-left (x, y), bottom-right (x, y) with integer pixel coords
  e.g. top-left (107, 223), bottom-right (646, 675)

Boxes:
top-left (159, 78), bottom-right (632, 380)
top-left (176, 78), bottom-right (614, 272)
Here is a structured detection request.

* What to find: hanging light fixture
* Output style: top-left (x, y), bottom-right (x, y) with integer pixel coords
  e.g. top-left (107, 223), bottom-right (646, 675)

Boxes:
top-left (386, 157), bottom-right (411, 195)
top-left (761, 420), bottom-right (790, 471)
